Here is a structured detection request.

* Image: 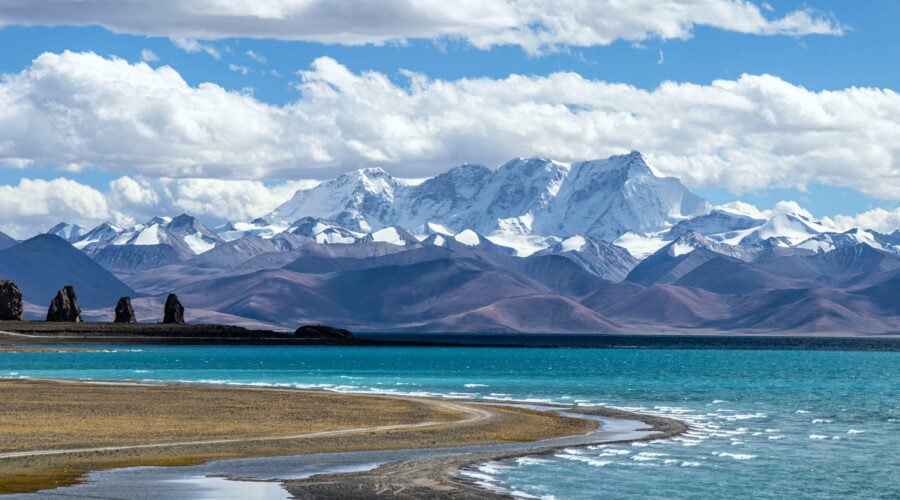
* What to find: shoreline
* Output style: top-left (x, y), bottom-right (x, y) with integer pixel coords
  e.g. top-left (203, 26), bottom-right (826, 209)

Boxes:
top-left (4, 323), bottom-right (900, 352)
top-left (0, 378), bottom-right (686, 498)
top-left (284, 403), bottom-right (687, 499)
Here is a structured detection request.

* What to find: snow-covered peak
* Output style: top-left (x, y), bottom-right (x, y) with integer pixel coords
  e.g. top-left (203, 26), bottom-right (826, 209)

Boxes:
top-left (146, 216), bottom-right (172, 226)
top-left (663, 210), bottom-right (765, 242)
top-left (560, 234), bottom-right (587, 252)
top-left (216, 218), bottom-right (289, 242)
top-left (415, 222), bottom-right (456, 238)
top-left (739, 212), bottom-right (830, 247)
top-left (371, 226), bottom-right (419, 246)
top-left (666, 231), bottom-right (756, 261)
top-left (454, 229), bottom-right (482, 246)
top-left (795, 228), bottom-right (896, 255)
top-left (48, 222), bottom-right (86, 242)
top-left (535, 233), bottom-right (638, 281)
top-left (288, 217), bottom-right (352, 238)
top-left (263, 152), bottom-right (711, 243)
top-left (267, 167), bottom-right (403, 232)
top-left (72, 222), bottom-right (122, 250)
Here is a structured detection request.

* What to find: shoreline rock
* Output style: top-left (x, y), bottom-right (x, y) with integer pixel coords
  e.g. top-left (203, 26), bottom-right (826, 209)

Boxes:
top-left (46, 286), bottom-right (82, 323)
top-left (163, 294), bottom-right (185, 324)
top-left (0, 280), bottom-right (23, 321)
top-left (294, 324), bottom-right (355, 340)
top-left (114, 297), bottom-right (136, 323)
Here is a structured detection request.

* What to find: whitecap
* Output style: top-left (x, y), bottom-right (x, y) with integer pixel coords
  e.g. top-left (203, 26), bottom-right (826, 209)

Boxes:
top-left (809, 434), bottom-right (828, 439)
top-left (796, 410), bottom-right (809, 414)
top-left (847, 429), bottom-right (865, 434)
top-left (718, 452), bottom-right (756, 460)
top-left (464, 383), bottom-right (488, 388)
top-left (681, 461), bottom-right (702, 467)
top-left (812, 419), bottom-right (833, 424)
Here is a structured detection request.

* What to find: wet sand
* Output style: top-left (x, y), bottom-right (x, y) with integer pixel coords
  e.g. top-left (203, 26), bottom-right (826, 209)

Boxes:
top-left (284, 405), bottom-right (687, 499)
top-left (0, 379), bottom-right (596, 495)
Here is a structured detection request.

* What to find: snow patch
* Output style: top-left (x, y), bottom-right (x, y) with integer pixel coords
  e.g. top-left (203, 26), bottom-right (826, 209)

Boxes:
top-left (455, 229), bottom-right (481, 246)
top-left (132, 224), bottom-right (161, 245)
top-left (372, 227), bottom-right (407, 246)
top-left (560, 235), bottom-right (587, 253)
top-left (183, 232), bottom-right (216, 254)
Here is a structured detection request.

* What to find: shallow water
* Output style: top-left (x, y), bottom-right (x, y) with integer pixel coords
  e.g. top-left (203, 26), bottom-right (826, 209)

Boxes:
top-left (2, 342), bottom-right (899, 499)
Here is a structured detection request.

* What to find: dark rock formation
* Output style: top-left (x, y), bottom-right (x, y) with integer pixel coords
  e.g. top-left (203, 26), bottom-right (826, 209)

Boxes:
top-left (0, 280), bottom-right (24, 321)
top-left (163, 294), bottom-right (185, 324)
top-left (46, 285), bottom-right (82, 322)
top-left (114, 296), bottom-right (136, 323)
top-left (294, 324), bottom-right (355, 340)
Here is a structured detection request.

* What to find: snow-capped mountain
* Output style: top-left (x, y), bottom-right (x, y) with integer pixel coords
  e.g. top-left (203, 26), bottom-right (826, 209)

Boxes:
top-left (796, 228), bottom-right (900, 255)
top-left (265, 152), bottom-right (711, 247)
top-left (662, 210), bottom-right (765, 242)
top-left (48, 222), bottom-right (86, 242)
top-left (35, 151), bottom-right (900, 278)
top-left (49, 215), bottom-right (224, 260)
top-left (534, 234), bottom-right (639, 281)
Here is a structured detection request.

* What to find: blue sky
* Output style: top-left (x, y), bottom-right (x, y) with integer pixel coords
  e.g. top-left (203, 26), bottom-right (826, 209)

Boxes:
top-left (0, 0), bottom-right (898, 235)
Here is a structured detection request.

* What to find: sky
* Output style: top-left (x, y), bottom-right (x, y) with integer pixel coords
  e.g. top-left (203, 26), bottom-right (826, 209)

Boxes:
top-left (0, 0), bottom-right (898, 238)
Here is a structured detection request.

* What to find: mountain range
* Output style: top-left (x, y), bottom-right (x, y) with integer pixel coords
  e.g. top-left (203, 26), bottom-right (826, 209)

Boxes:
top-left (4, 151), bottom-right (899, 335)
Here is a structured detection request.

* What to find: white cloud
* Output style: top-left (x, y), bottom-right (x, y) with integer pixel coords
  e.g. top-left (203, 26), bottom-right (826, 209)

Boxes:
top-left (0, 1), bottom-right (843, 54)
top-left (140, 49), bottom-right (160, 62)
top-left (0, 178), bottom-right (110, 238)
top-left (1, 51), bottom-right (899, 200)
top-left (246, 50), bottom-right (266, 63)
top-left (107, 177), bottom-right (320, 224)
top-left (228, 64), bottom-right (251, 75)
top-left (717, 200), bottom-right (817, 222)
top-left (170, 37), bottom-right (220, 59)
top-left (0, 175), bottom-right (321, 238)
top-left (824, 208), bottom-right (900, 234)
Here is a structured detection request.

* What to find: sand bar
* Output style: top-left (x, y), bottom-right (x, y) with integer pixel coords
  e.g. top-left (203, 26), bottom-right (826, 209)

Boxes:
top-left (0, 378), bottom-right (599, 495)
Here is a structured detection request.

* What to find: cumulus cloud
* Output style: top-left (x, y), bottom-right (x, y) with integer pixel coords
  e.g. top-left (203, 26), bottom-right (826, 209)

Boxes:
top-left (107, 177), bottom-right (320, 224)
top-left (1, 51), bottom-right (898, 199)
top-left (718, 200), bottom-right (817, 221)
top-left (0, 1), bottom-right (842, 54)
top-left (0, 178), bottom-right (111, 238)
top-left (824, 208), bottom-right (900, 234)
top-left (0, 175), bottom-right (320, 238)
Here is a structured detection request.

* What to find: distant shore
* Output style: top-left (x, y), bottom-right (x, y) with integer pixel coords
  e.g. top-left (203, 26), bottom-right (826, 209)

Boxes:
top-left (3, 322), bottom-right (900, 351)
top-left (0, 378), bottom-right (686, 497)
top-left (0, 321), bottom-right (484, 347)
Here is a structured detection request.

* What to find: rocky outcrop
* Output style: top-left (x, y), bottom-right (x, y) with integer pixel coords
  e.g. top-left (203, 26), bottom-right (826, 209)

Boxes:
top-left (294, 324), bottom-right (355, 340)
top-left (46, 285), bottom-right (82, 322)
top-left (163, 294), bottom-right (184, 324)
top-left (0, 280), bottom-right (24, 321)
top-left (114, 297), bottom-right (136, 323)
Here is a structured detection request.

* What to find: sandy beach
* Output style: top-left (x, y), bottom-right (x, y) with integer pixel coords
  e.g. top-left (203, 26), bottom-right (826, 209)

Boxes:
top-left (0, 378), bottom-right (611, 495)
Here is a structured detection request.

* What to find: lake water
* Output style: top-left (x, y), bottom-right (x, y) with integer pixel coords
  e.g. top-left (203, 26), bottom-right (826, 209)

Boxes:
top-left (2, 338), bottom-right (899, 499)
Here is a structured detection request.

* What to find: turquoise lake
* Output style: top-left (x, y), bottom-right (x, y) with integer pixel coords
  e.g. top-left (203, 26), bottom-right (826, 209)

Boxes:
top-left (2, 343), bottom-right (899, 499)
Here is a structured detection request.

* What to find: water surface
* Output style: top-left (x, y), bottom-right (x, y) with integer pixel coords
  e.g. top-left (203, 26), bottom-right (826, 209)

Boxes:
top-left (2, 339), bottom-right (898, 499)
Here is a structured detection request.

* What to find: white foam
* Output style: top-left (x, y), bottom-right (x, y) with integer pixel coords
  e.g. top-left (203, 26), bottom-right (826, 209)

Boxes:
top-left (847, 429), bottom-right (865, 434)
top-left (717, 452), bottom-right (757, 460)
top-left (809, 434), bottom-right (828, 439)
